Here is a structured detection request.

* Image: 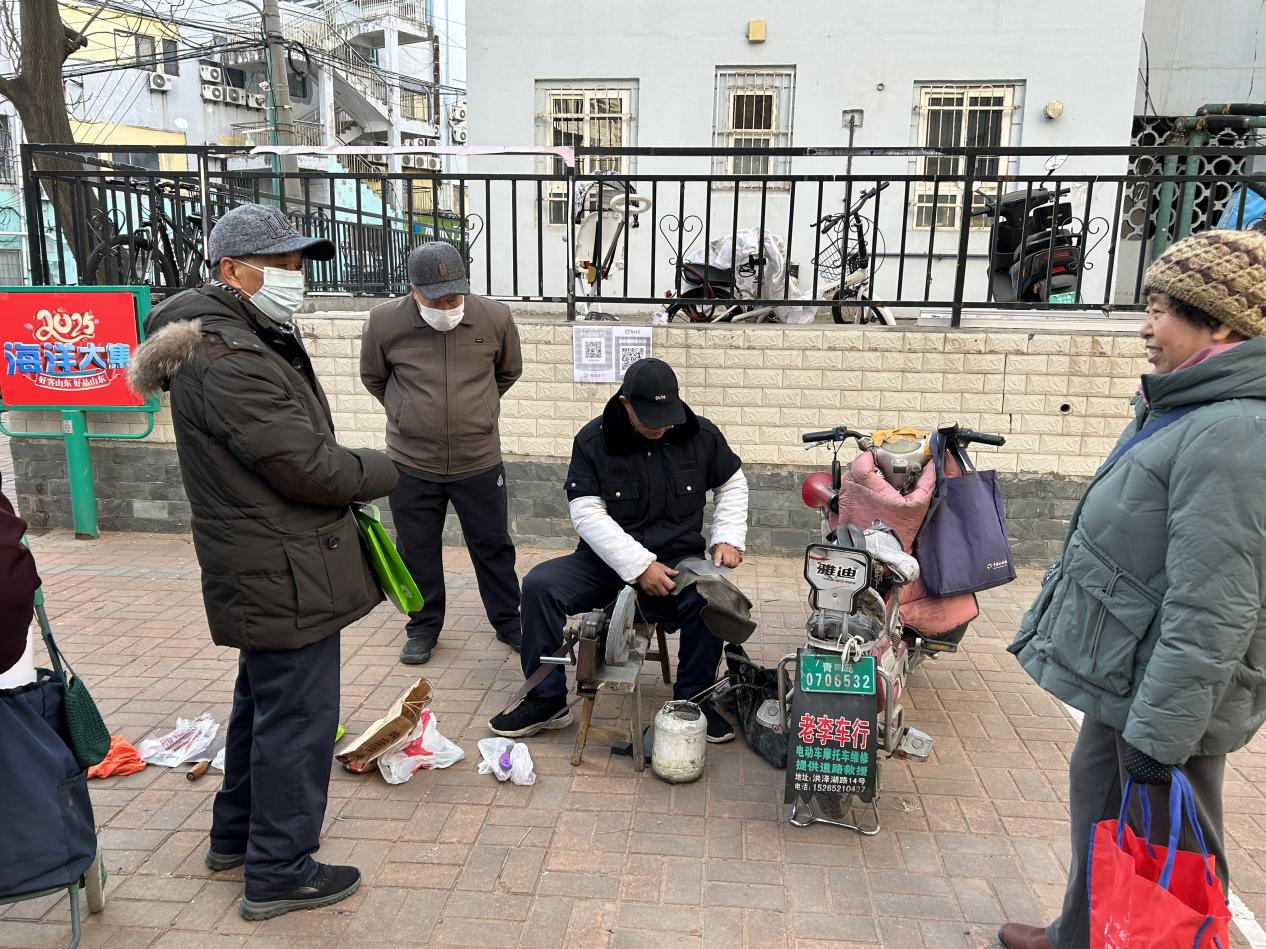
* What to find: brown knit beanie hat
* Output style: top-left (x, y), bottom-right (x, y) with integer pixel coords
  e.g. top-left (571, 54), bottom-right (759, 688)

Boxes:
top-left (1144, 229), bottom-right (1266, 338)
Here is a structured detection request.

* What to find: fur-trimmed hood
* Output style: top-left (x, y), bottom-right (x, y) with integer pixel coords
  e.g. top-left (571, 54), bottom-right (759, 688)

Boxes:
top-left (128, 318), bottom-right (202, 396)
top-left (129, 284), bottom-right (275, 396)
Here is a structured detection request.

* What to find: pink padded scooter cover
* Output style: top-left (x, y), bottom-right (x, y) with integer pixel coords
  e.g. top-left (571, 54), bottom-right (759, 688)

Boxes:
top-left (828, 452), bottom-right (979, 636)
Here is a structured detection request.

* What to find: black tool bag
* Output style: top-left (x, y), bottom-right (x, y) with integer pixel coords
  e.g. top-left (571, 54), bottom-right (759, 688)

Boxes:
top-left (717, 644), bottom-right (789, 769)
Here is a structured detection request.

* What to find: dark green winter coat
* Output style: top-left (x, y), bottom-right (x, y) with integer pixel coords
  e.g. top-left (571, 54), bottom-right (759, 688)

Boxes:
top-left (1010, 336), bottom-right (1266, 764)
top-left (130, 285), bottom-right (398, 651)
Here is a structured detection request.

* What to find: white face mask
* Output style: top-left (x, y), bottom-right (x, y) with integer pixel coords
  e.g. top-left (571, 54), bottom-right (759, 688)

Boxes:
top-left (417, 298), bottom-right (465, 332)
top-left (237, 262), bottom-right (306, 323)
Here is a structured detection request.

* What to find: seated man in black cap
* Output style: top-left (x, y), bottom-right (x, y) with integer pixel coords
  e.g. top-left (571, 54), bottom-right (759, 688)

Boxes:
top-left (489, 358), bottom-right (748, 741)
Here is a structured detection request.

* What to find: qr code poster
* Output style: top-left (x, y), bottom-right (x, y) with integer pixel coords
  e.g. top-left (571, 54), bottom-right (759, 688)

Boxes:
top-left (572, 326), bottom-right (652, 383)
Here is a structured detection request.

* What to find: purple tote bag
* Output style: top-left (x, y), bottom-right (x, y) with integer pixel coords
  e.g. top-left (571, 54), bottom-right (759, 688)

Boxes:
top-left (915, 432), bottom-right (1015, 596)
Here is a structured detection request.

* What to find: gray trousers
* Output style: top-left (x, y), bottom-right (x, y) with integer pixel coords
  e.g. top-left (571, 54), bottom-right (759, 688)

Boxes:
top-left (1047, 716), bottom-right (1227, 949)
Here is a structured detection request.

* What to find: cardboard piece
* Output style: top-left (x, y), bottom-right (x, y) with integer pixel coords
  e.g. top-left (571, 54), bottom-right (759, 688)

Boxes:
top-left (336, 678), bottom-right (433, 773)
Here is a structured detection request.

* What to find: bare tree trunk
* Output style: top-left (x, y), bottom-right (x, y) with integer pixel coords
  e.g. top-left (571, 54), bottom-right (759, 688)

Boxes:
top-left (0, 0), bottom-right (101, 274)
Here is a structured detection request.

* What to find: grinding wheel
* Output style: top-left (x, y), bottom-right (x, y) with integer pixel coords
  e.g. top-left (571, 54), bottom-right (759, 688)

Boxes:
top-left (604, 585), bottom-right (639, 667)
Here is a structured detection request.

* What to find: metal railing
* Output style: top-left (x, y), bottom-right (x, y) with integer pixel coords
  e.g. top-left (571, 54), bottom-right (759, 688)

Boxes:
top-left (229, 121), bottom-right (325, 147)
top-left (19, 143), bottom-right (1266, 325)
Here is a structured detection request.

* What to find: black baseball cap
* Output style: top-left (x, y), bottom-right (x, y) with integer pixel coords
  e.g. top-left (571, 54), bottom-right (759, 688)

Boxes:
top-left (620, 358), bottom-right (686, 428)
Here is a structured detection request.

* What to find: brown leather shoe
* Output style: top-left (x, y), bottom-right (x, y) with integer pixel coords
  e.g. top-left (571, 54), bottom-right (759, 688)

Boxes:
top-left (998, 922), bottom-right (1054, 949)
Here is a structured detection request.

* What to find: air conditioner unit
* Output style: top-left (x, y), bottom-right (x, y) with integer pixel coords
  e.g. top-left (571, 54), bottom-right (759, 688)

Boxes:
top-left (451, 127), bottom-right (467, 144)
top-left (149, 73), bottom-right (174, 92)
top-left (199, 64), bottom-right (223, 84)
top-left (450, 103), bottom-right (467, 122)
top-left (224, 87), bottom-right (246, 105)
top-left (422, 155), bottom-right (442, 172)
top-left (247, 94), bottom-right (267, 109)
top-left (201, 84), bottom-right (225, 102)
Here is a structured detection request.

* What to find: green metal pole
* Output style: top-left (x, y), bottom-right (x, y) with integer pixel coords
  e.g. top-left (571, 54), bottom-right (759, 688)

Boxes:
top-left (1175, 131), bottom-right (1208, 240)
top-left (61, 410), bottom-right (99, 540)
top-left (1151, 152), bottom-right (1180, 264)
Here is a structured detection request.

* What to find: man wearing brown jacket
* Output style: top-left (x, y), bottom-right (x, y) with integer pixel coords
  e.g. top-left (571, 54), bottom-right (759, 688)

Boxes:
top-left (361, 243), bottom-right (523, 664)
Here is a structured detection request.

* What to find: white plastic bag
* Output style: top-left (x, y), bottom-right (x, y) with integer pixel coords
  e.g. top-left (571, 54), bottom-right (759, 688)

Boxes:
top-left (137, 713), bottom-right (220, 768)
top-left (476, 737), bottom-right (536, 786)
top-left (377, 709), bottom-right (465, 784)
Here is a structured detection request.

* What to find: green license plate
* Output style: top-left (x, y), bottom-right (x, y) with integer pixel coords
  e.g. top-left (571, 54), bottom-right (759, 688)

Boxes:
top-left (1048, 291), bottom-right (1078, 304)
top-left (799, 653), bottom-right (876, 695)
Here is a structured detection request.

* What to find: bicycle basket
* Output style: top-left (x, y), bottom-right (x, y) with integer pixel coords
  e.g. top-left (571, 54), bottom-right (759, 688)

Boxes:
top-left (813, 241), bottom-right (844, 281)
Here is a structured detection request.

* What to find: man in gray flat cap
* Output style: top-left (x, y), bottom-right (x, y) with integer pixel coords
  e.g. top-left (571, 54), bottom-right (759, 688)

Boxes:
top-left (130, 204), bottom-right (398, 921)
top-left (361, 242), bottom-right (523, 665)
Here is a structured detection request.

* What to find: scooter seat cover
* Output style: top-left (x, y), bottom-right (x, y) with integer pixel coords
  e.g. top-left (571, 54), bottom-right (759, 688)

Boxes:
top-left (833, 453), bottom-right (979, 636)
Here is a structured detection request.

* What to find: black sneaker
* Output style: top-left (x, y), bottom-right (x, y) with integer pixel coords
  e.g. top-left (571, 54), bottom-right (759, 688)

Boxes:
top-left (495, 626), bottom-right (522, 653)
top-left (488, 695), bottom-right (573, 738)
top-left (400, 634), bottom-right (437, 665)
top-left (239, 863), bottom-right (361, 921)
top-left (205, 846), bottom-right (245, 871)
top-left (700, 701), bottom-right (735, 744)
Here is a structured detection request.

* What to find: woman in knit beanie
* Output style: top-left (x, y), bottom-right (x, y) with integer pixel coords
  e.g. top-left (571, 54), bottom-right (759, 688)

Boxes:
top-left (1000, 228), bottom-right (1266, 949)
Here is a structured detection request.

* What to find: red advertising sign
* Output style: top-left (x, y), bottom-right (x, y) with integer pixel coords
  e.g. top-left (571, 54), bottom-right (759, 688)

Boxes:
top-left (0, 290), bottom-right (144, 408)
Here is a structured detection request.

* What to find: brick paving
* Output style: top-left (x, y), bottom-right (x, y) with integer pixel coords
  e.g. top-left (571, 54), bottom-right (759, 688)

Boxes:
top-left (2, 526), bottom-right (1265, 948)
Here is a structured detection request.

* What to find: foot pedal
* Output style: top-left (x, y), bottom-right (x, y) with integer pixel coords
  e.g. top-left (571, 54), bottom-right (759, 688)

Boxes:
top-left (920, 639), bottom-right (959, 655)
top-left (896, 727), bottom-right (933, 760)
top-left (756, 699), bottom-right (782, 732)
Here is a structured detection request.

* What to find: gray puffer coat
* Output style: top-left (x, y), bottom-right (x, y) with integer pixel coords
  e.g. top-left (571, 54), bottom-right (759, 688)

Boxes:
top-left (1010, 336), bottom-right (1266, 764)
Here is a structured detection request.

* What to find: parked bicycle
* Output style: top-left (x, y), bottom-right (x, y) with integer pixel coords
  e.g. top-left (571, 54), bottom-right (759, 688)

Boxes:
top-left (811, 181), bottom-right (895, 325)
top-left (85, 180), bottom-right (213, 294)
top-left (571, 176), bottom-right (651, 321)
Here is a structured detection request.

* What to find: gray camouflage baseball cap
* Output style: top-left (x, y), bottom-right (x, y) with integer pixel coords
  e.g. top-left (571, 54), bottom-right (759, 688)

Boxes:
top-left (208, 204), bottom-right (335, 265)
top-left (408, 242), bottom-right (470, 298)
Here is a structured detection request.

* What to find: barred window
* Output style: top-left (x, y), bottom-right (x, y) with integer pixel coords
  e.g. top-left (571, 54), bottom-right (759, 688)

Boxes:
top-left (535, 82), bottom-right (638, 225)
top-left (912, 82), bottom-right (1024, 229)
top-left (712, 67), bottom-right (795, 176)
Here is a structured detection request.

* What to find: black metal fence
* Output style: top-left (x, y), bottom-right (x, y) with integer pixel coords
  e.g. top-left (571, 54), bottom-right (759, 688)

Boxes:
top-left (20, 143), bottom-right (1266, 325)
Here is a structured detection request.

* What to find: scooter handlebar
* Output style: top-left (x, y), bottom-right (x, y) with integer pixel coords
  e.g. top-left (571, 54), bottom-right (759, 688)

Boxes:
top-left (802, 427), bottom-right (867, 445)
top-left (802, 429), bottom-right (840, 443)
top-left (952, 427), bottom-right (1006, 448)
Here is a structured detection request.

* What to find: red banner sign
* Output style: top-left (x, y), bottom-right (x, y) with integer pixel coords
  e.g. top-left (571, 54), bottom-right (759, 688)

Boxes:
top-left (0, 291), bottom-right (144, 408)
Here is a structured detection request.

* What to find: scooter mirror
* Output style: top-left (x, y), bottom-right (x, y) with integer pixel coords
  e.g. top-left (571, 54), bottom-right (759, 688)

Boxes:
top-left (1045, 154), bottom-right (1069, 173)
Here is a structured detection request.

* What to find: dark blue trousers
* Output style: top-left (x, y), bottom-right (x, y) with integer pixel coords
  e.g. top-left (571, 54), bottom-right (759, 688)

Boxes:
top-left (210, 631), bottom-right (341, 900)
top-left (520, 548), bottom-right (723, 701)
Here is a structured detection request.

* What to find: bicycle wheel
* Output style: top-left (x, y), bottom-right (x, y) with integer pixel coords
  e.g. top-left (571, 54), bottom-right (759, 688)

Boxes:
top-left (84, 235), bottom-right (176, 288)
top-left (670, 285), bottom-right (734, 322)
top-left (830, 287), bottom-right (888, 325)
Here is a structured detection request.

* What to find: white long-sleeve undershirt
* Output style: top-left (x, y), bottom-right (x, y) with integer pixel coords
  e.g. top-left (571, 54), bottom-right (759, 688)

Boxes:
top-left (568, 468), bottom-right (750, 583)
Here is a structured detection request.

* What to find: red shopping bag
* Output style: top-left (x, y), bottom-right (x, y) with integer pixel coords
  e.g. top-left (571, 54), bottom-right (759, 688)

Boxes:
top-left (1089, 770), bottom-right (1231, 948)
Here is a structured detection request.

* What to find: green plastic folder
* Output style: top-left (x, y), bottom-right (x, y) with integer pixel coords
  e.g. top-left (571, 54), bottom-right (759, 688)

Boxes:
top-left (353, 503), bottom-right (425, 615)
